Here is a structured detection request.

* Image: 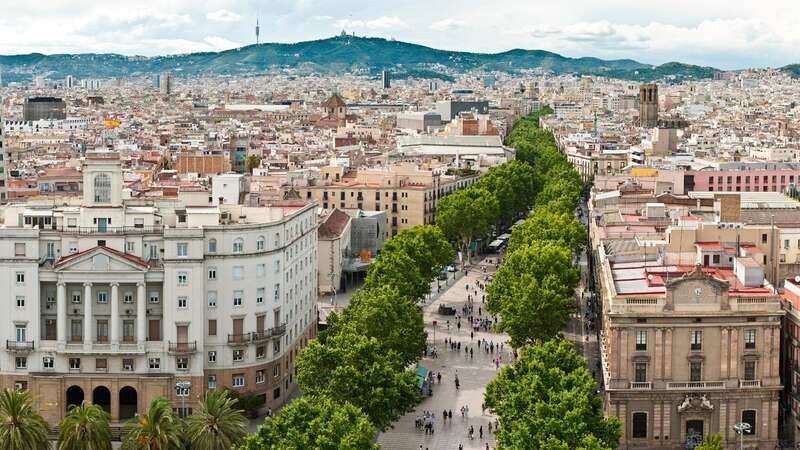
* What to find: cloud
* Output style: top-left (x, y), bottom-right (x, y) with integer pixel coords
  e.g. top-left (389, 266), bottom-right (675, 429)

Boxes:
top-left (334, 16), bottom-right (407, 30)
top-left (206, 9), bottom-right (242, 23)
top-left (430, 18), bottom-right (466, 32)
top-left (203, 36), bottom-right (242, 51)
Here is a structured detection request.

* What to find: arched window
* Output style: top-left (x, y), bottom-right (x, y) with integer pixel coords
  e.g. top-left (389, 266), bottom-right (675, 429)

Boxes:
top-left (94, 173), bottom-right (111, 203)
top-left (232, 238), bottom-right (244, 253)
top-left (207, 239), bottom-right (217, 253)
top-left (256, 236), bottom-right (265, 251)
top-left (274, 232), bottom-right (280, 248)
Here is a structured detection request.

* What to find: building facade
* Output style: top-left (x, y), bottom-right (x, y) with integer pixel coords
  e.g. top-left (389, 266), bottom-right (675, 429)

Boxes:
top-left (639, 84), bottom-right (658, 128)
top-left (598, 251), bottom-right (783, 449)
top-left (23, 97), bottom-right (67, 121)
top-left (0, 151), bottom-right (317, 425)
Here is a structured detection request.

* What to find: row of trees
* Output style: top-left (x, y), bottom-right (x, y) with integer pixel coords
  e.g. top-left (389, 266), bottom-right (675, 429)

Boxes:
top-left (0, 388), bottom-right (248, 450)
top-left (483, 109), bottom-right (621, 449)
top-left (243, 225), bottom-right (453, 449)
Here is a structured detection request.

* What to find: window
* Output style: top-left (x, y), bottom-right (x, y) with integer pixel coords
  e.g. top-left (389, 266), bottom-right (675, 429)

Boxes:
top-left (632, 412), bottom-right (647, 438)
top-left (149, 358), bottom-right (160, 369)
top-left (273, 365), bottom-right (281, 378)
top-left (256, 370), bottom-right (265, 384)
top-left (123, 292), bottom-right (133, 304)
top-left (256, 346), bottom-right (265, 359)
top-left (122, 359), bottom-right (134, 371)
top-left (762, 233), bottom-right (768, 244)
top-left (97, 291), bottom-right (108, 304)
top-left (233, 349), bottom-right (244, 362)
top-left (15, 271), bottom-right (25, 285)
top-left (741, 410), bottom-right (756, 435)
top-left (208, 267), bottom-right (217, 280)
top-left (177, 296), bottom-right (188, 309)
top-left (207, 291), bottom-right (217, 307)
top-left (149, 292), bottom-right (159, 304)
top-left (690, 361), bottom-right (702, 382)
top-left (177, 272), bottom-right (188, 285)
top-left (256, 264), bottom-right (265, 278)
top-left (69, 358), bottom-right (81, 370)
top-left (126, 241), bottom-right (135, 253)
top-left (176, 357), bottom-right (188, 370)
top-left (232, 266), bottom-right (244, 280)
top-left (274, 284), bottom-right (280, 301)
top-left (233, 238), bottom-right (244, 253)
top-left (274, 233), bottom-right (280, 247)
top-left (46, 242), bottom-right (56, 258)
top-left (690, 330), bottom-right (702, 351)
top-left (208, 375), bottom-right (217, 389)
top-left (273, 387), bottom-right (281, 399)
top-left (207, 239), bottom-right (217, 253)
top-left (634, 362), bottom-right (647, 382)
top-left (208, 320), bottom-right (217, 336)
top-left (16, 357), bottom-right (27, 369)
top-left (257, 236), bottom-right (265, 250)
top-left (233, 290), bottom-right (243, 307)
top-left (14, 243), bottom-right (25, 257)
top-left (232, 374), bottom-right (245, 388)
top-left (744, 360), bottom-right (756, 381)
top-left (177, 243), bottom-right (188, 257)
top-left (257, 288), bottom-right (265, 304)
top-left (42, 356), bottom-right (54, 369)
top-left (208, 351), bottom-right (217, 363)
top-left (96, 358), bottom-right (107, 371)
top-left (16, 296), bottom-right (24, 308)
top-left (94, 173), bottom-right (111, 203)
top-left (635, 330), bottom-right (647, 351)
top-left (744, 329), bottom-right (756, 349)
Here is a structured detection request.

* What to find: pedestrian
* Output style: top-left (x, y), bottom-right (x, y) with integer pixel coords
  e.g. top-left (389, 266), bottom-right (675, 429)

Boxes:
top-left (457, 321), bottom-right (461, 331)
top-left (455, 377), bottom-right (460, 390)
top-left (449, 409), bottom-right (453, 420)
top-left (469, 426), bottom-right (474, 440)
top-left (470, 347), bottom-right (474, 358)
top-left (471, 331), bottom-right (474, 340)
top-left (459, 444), bottom-right (464, 450)
top-left (465, 405), bottom-right (469, 417)
top-left (485, 443), bottom-right (490, 450)
top-left (460, 406), bottom-right (465, 417)
top-left (488, 421), bottom-right (492, 433)
top-left (443, 409), bottom-right (448, 422)
top-left (266, 407), bottom-right (272, 417)
top-left (457, 341), bottom-right (461, 350)
top-left (437, 372), bottom-right (442, 384)
top-left (480, 425), bottom-right (483, 439)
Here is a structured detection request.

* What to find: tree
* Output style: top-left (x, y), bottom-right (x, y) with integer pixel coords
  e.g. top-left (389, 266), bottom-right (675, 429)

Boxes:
top-left (436, 187), bottom-right (499, 264)
top-left (507, 209), bottom-right (585, 256)
top-left (380, 225), bottom-right (454, 282)
top-left (295, 330), bottom-right (419, 430)
top-left (476, 161), bottom-right (538, 224)
top-left (184, 390), bottom-right (248, 450)
top-left (695, 434), bottom-right (724, 450)
top-left (486, 242), bottom-right (579, 348)
top-left (363, 250), bottom-right (430, 301)
top-left (0, 388), bottom-right (50, 450)
top-left (244, 155), bottom-right (261, 174)
top-left (241, 396), bottom-right (377, 450)
top-left (57, 401), bottom-right (112, 450)
top-left (484, 339), bottom-right (620, 450)
top-left (330, 285), bottom-right (426, 366)
top-left (226, 390), bottom-right (265, 419)
top-left (122, 397), bottom-right (183, 450)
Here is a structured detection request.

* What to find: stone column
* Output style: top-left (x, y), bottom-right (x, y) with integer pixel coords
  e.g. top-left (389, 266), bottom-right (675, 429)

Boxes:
top-left (110, 282), bottom-right (119, 346)
top-left (83, 283), bottom-right (93, 346)
top-left (56, 282), bottom-right (66, 345)
top-left (137, 282), bottom-right (146, 344)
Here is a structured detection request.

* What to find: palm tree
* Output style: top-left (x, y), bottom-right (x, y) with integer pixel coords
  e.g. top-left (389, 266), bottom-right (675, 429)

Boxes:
top-left (57, 401), bottom-right (112, 450)
top-left (184, 390), bottom-right (248, 450)
top-left (0, 388), bottom-right (50, 450)
top-left (122, 397), bottom-right (182, 450)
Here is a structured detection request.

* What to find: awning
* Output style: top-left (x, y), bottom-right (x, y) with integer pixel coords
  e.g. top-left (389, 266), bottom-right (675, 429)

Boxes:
top-left (416, 366), bottom-right (429, 388)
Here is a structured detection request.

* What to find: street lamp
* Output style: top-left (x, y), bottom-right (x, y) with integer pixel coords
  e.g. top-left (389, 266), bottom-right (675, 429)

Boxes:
top-left (176, 380), bottom-right (191, 418)
top-left (733, 422), bottom-right (751, 450)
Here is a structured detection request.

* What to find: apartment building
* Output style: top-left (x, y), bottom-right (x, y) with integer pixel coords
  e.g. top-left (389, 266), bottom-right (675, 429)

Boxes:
top-left (780, 278), bottom-right (800, 446)
top-left (289, 164), bottom-right (480, 236)
top-left (0, 151), bottom-right (317, 425)
top-left (597, 247), bottom-right (783, 449)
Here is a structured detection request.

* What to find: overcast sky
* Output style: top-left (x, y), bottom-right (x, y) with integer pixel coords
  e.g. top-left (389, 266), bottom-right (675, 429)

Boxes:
top-left (1, 0), bottom-right (798, 70)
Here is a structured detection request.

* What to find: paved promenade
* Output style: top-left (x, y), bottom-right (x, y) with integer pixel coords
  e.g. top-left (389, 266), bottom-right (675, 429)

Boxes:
top-left (378, 257), bottom-right (509, 450)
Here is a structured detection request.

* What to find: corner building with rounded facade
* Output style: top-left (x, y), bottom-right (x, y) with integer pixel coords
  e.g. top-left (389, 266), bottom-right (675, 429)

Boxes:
top-left (0, 151), bottom-right (318, 425)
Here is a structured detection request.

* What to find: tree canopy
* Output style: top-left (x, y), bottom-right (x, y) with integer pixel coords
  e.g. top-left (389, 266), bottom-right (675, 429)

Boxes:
top-left (485, 339), bottom-right (620, 450)
top-left (506, 208), bottom-right (585, 256)
top-left (380, 225), bottom-right (454, 282)
top-left (363, 250), bottom-right (430, 301)
top-left (435, 186), bottom-right (499, 261)
top-left (295, 330), bottom-right (419, 430)
top-left (240, 396), bottom-right (377, 450)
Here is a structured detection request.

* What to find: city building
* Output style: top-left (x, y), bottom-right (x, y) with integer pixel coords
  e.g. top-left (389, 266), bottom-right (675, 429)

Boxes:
top-left (23, 97), bottom-right (67, 121)
top-left (639, 83), bottom-right (659, 128)
top-left (780, 278), bottom-right (800, 446)
top-left (382, 70), bottom-right (391, 89)
top-left (0, 151), bottom-right (317, 425)
top-left (0, 93), bottom-right (6, 202)
top-left (435, 100), bottom-right (489, 121)
top-left (159, 72), bottom-right (173, 96)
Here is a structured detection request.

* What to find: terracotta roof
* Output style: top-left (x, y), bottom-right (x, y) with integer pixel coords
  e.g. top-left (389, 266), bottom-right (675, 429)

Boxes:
top-left (54, 245), bottom-right (149, 269)
top-left (318, 208), bottom-right (351, 240)
top-left (321, 94), bottom-right (347, 109)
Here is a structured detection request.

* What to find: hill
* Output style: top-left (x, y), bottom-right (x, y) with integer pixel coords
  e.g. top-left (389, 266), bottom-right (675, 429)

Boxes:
top-left (0, 35), bottom-right (718, 83)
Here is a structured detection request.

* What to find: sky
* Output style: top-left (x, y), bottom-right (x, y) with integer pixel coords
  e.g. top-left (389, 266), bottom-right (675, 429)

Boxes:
top-left (1, 0), bottom-right (799, 70)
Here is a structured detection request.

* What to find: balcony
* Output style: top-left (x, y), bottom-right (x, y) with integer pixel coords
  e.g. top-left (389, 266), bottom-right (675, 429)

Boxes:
top-left (629, 382), bottom-right (652, 390)
top-left (666, 381), bottom-right (725, 390)
top-left (271, 324), bottom-right (287, 337)
top-left (6, 340), bottom-right (34, 352)
top-left (168, 341), bottom-right (197, 354)
top-left (252, 331), bottom-right (270, 343)
top-left (739, 379), bottom-right (762, 388)
top-left (227, 333), bottom-right (252, 345)
top-left (55, 225), bottom-right (164, 235)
